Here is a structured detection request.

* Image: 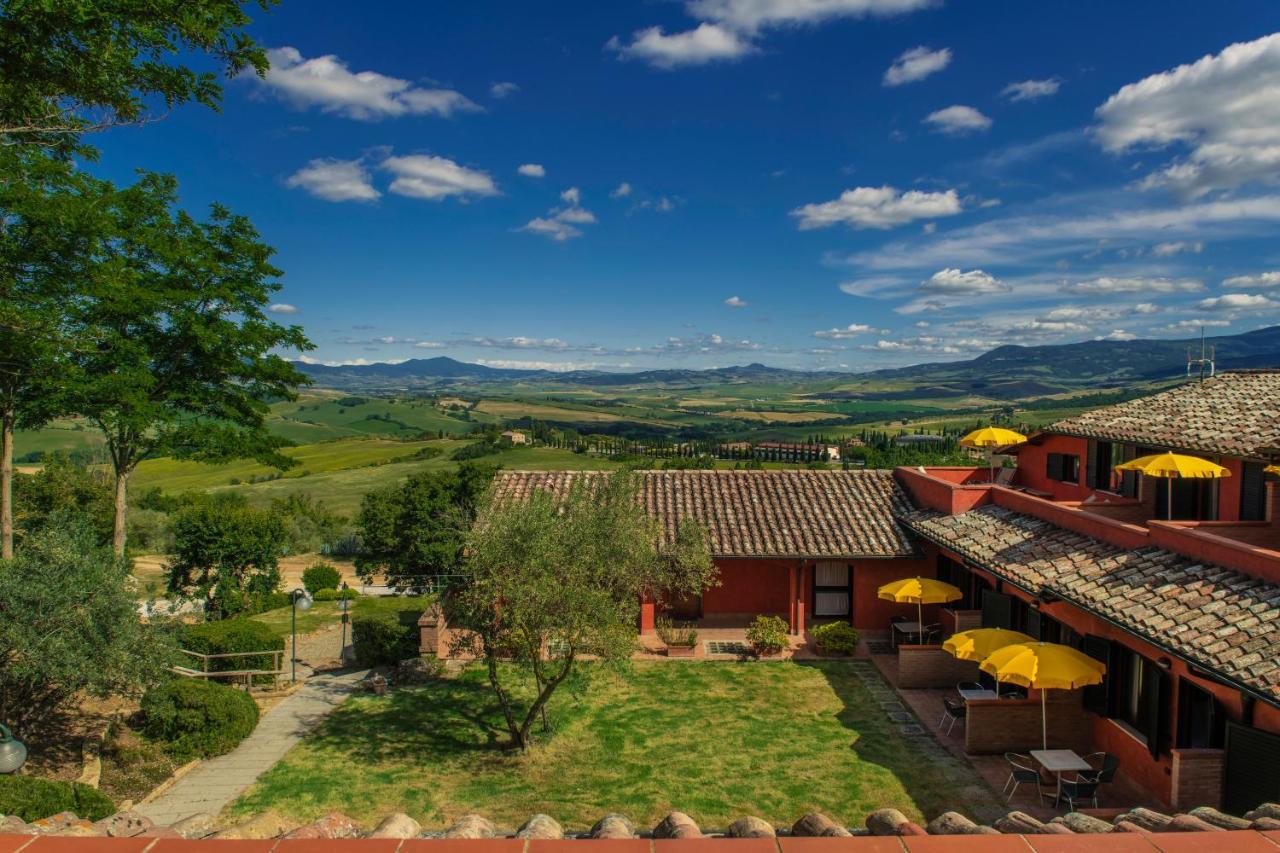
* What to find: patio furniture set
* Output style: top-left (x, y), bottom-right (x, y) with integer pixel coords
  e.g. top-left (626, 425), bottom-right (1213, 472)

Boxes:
top-left (1003, 749), bottom-right (1121, 811)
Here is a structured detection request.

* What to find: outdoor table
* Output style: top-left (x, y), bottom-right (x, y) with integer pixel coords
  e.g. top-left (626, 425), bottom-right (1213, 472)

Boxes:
top-left (1031, 749), bottom-right (1091, 806)
top-left (958, 688), bottom-right (998, 702)
top-left (891, 621), bottom-right (922, 647)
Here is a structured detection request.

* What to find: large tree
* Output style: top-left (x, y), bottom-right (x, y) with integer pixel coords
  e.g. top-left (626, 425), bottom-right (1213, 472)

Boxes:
top-left (355, 461), bottom-right (498, 593)
top-left (166, 502), bottom-right (285, 617)
top-left (450, 472), bottom-right (717, 751)
top-left (76, 172), bottom-right (313, 554)
top-left (0, 0), bottom-right (275, 148)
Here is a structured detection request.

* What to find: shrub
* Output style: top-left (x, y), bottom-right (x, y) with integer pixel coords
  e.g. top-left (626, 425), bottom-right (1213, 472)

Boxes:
top-left (141, 679), bottom-right (259, 761)
top-left (182, 618), bottom-right (284, 676)
top-left (655, 616), bottom-right (698, 647)
top-left (745, 614), bottom-right (789, 657)
top-left (245, 590), bottom-right (292, 614)
top-left (301, 562), bottom-right (341, 593)
top-left (811, 621), bottom-right (860, 656)
top-left (0, 775), bottom-right (115, 822)
top-left (352, 612), bottom-right (417, 667)
top-left (314, 587), bottom-right (358, 602)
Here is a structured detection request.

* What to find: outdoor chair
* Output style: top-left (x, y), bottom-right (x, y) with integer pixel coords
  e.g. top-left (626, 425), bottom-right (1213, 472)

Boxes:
top-left (922, 623), bottom-right (942, 643)
top-left (957, 681), bottom-right (983, 694)
top-left (938, 697), bottom-right (966, 735)
top-left (1001, 752), bottom-right (1045, 802)
top-left (1057, 775), bottom-right (1101, 810)
top-left (1081, 752), bottom-right (1120, 785)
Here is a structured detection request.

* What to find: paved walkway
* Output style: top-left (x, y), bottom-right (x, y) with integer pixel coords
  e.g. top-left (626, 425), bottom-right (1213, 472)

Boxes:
top-left (135, 669), bottom-right (367, 824)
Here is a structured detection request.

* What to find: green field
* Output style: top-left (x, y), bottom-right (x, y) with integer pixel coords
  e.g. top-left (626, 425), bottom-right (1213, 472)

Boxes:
top-left (229, 661), bottom-right (1003, 829)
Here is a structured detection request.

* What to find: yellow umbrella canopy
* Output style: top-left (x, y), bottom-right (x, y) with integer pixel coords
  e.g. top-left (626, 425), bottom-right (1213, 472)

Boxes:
top-left (1114, 452), bottom-right (1231, 520)
top-left (980, 641), bottom-right (1107, 748)
top-left (943, 628), bottom-right (1034, 661)
top-left (878, 577), bottom-right (963, 644)
top-left (958, 427), bottom-right (1028, 448)
top-left (1265, 464), bottom-right (1280, 476)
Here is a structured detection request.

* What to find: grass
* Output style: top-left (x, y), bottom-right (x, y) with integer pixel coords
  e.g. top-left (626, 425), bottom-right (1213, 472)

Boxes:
top-left (248, 595), bottom-right (432, 639)
top-left (228, 661), bottom-right (1004, 830)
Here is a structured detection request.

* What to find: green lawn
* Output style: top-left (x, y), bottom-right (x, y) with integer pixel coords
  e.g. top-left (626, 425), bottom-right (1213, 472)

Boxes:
top-left (249, 595), bottom-right (432, 639)
top-left (228, 661), bottom-right (1003, 830)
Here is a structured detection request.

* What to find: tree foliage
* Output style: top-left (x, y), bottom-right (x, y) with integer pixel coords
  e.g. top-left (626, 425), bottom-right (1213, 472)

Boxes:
top-left (11, 454), bottom-right (114, 547)
top-left (0, 516), bottom-right (177, 737)
top-left (166, 502), bottom-right (286, 618)
top-left (355, 461), bottom-right (497, 593)
top-left (0, 0), bottom-right (276, 147)
top-left (450, 472), bottom-right (717, 751)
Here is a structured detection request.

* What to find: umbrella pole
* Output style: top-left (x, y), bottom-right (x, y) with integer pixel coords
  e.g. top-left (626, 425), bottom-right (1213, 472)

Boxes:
top-left (917, 600), bottom-right (924, 644)
top-left (1041, 688), bottom-right (1048, 750)
top-left (1168, 478), bottom-right (1173, 521)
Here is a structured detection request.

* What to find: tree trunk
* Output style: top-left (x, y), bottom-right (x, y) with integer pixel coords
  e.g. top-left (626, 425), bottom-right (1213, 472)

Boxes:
top-left (112, 467), bottom-right (129, 556)
top-left (483, 638), bottom-right (525, 750)
top-left (1, 408), bottom-right (12, 560)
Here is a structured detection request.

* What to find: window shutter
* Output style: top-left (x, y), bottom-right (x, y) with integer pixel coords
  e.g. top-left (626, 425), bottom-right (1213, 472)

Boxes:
top-left (1142, 661), bottom-right (1169, 759)
top-left (981, 590), bottom-right (1012, 630)
top-left (1025, 608), bottom-right (1042, 640)
top-left (1082, 635), bottom-right (1113, 715)
top-left (1086, 442), bottom-right (1097, 489)
top-left (1241, 462), bottom-right (1266, 521)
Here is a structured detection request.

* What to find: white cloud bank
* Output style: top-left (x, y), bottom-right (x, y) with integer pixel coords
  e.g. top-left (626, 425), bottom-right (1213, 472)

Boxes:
top-left (607, 24), bottom-right (755, 69)
top-left (285, 158), bottom-right (380, 202)
top-left (267, 303), bottom-right (299, 315)
top-left (883, 46), bottom-right (951, 86)
top-left (517, 163), bottom-right (546, 178)
top-left (1223, 271), bottom-right (1280, 290)
top-left (791, 186), bottom-right (961, 230)
top-left (518, 187), bottom-right (598, 241)
top-left (260, 47), bottom-right (480, 120)
top-left (724, 295), bottom-right (748, 307)
top-left (920, 268), bottom-right (1007, 294)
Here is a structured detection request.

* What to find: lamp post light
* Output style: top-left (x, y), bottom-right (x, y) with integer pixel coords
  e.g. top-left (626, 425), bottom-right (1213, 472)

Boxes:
top-left (290, 587), bottom-right (313, 683)
top-left (0, 724), bottom-right (27, 774)
top-left (338, 581), bottom-right (352, 665)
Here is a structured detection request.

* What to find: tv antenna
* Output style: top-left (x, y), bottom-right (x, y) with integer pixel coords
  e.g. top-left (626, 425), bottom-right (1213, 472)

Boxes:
top-left (1186, 326), bottom-right (1216, 380)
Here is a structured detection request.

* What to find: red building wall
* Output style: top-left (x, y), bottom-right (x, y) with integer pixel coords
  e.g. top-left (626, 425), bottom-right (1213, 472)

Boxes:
top-left (851, 557), bottom-right (939, 631)
top-left (1013, 434), bottom-right (1092, 501)
top-left (702, 559), bottom-right (792, 617)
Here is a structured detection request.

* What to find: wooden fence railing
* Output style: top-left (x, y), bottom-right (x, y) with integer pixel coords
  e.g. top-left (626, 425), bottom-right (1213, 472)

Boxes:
top-left (172, 648), bottom-right (286, 691)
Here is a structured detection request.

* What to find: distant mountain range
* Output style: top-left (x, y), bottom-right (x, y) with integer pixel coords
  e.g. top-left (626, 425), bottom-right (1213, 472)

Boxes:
top-left (294, 325), bottom-right (1280, 396)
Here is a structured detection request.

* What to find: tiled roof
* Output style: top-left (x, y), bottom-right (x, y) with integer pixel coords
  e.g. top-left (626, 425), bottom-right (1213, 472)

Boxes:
top-left (1046, 370), bottom-right (1280, 459)
top-left (901, 505), bottom-right (1280, 704)
top-left (489, 470), bottom-right (918, 558)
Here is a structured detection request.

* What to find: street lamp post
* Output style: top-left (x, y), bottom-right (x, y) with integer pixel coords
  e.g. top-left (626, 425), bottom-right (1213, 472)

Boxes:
top-left (338, 581), bottom-right (351, 664)
top-left (0, 724), bottom-right (27, 774)
top-left (290, 587), bottom-right (313, 683)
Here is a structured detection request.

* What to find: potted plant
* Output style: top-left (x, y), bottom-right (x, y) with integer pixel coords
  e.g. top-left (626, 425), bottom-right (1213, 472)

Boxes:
top-left (811, 622), bottom-right (860, 657)
top-left (656, 616), bottom-right (698, 657)
top-left (745, 614), bottom-right (789, 657)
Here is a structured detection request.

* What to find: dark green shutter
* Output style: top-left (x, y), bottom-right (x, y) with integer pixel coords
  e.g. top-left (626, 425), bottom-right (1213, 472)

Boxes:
top-left (981, 590), bottom-right (1012, 629)
top-left (1241, 462), bottom-right (1266, 521)
top-left (1024, 608), bottom-right (1042, 640)
top-left (1223, 722), bottom-right (1280, 816)
top-left (1085, 442), bottom-right (1098, 488)
top-left (1082, 636), bottom-right (1113, 715)
top-left (1141, 660), bottom-right (1168, 759)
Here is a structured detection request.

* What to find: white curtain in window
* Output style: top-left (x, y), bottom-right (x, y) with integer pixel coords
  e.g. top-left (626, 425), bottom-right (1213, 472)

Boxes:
top-left (815, 591), bottom-right (850, 616)
top-left (815, 561), bottom-right (849, 587)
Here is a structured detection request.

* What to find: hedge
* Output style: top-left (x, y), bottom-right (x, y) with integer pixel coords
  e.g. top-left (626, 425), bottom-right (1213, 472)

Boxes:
top-left (302, 563), bottom-right (341, 594)
top-left (314, 587), bottom-right (358, 602)
top-left (141, 679), bottom-right (260, 761)
top-left (0, 775), bottom-right (115, 822)
top-left (352, 612), bottom-right (418, 667)
top-left (811, 621), bottom-right (860, 656)
top-left (182, 618), bottom-right (284, 677)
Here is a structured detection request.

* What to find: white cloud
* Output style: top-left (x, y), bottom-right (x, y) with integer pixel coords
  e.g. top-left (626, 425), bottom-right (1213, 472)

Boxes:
top-left (1154, 318), bottom-right (1232, 333)
top-left (1001, 78), bottom-right (1061, 102)
top-left (921, 268), bottom-right (1007, 294)
top-left (883, 46), bottom-right (951, 86)
top-left (517, 163), bottom-right (546, 178)
top-left (267, 303), bottom-right (299, 315)
top-left (1222, 271), bottom-right (1280, 290)
top-left (1097, 329), bottom-right (1137, 341)
top-left (259, 47), bottom-right (480, 120)
top-left (458, 336), bottom-right (605, 353)
top-left (285, 158), bottom-right (380, 202)
top-left (1196, 293), bottom-right (1279, 311)
top-left (1151, 240), bottom-right (1203, 257)
top-left (516, 217), bottom-right (582, 242)
top-left (611, 182), bottom-right (633, 198)
top-left (1094, 33), bottom-right (1280, 196)
top-left (413, 341), bottom-right (447, 349)
top-left (686, 0), bottom-right (938, 33)
top-left (606, 23), bottom-right (755, 69)
top-left (724, 295), bottom-right (748, 307)
top-left (654, 333), bottom-right (762, 353)
top-left (813, 323), bottom-right (879, 339)
top-left (791, 186), bottom-right (962, 230)
top-left (556, 206), bottom-right (597, 224)
top-left (381, 155), bottom-right (498, 201)
top-left (490, 81), bottom-right (520, 98)
top-left (924, 105), bottom-right (992, 135)
top-left (560, 187), bottom-right (582, 205)
top-left (474, 359), bottom-right (598, 372)
top-left (1062, 276), bottom-right (1204, 295)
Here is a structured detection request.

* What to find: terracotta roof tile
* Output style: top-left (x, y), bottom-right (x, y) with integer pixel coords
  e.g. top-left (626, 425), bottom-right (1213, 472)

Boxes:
top-left (490, 470), bottom-right (918, 558)
top-left (901, 505), bottom-right (1280, 704)
top-left (1046, 370), bottom-right (1280, 459)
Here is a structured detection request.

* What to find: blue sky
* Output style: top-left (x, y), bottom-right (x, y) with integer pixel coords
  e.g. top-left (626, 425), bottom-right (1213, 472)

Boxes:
top-left (90, 0), bottom-right (1280, 371)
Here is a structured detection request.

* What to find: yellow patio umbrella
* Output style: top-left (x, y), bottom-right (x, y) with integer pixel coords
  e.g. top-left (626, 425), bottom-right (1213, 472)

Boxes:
top-left (944, 627), bottom-right (1034, 661)
top-left (878, 577), bottom-right (963, 644)
top-left (959, 427), bottom-right (1027, 482)
top-left (1114, 452), bottom-right (1230, 521)
top-left (1265, 464), bottom-right (1280, 476)
top-left (980, 642), bottom-right (1107, 749)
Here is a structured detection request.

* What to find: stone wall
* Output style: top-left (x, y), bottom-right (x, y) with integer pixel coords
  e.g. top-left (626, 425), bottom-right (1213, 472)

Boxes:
top-left (964, 689), bottom-right (1091, 754)
top-left (896, 645), bottom-right (982, 689)
top-left (1171, 748), bottom-right (1225, 811)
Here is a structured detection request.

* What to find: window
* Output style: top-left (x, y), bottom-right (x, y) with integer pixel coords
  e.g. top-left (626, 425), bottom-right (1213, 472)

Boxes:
top-left (1088, 441), bottom-right (1114, 491)
top-left (812, 562), bottom-right (850, 618)
top-left (1177, 680), bottom-right (1226, 749)
top-left (936, 555), bottom-right (975, 609)
top-left (1082, 638), bottom-right (1170, 759)
top-left (1046, 452), bottom-right (1080, 484)
top-left (1241, 462), bottom-right (1268, 522)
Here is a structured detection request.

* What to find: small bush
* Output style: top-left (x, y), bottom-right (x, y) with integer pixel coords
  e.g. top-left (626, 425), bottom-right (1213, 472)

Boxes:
top-left (314, 587), bottom-right (358, 602)
top-left (812, 621), bottom-right (860, 656)
top-left (352, 612), bottom-right (417, 667)
top-left (141, 679), bottom-right (260, 761)
top-left (655, 616), bottom-right (698, 647)
top-left (746, 614), bottom-right (789, 657)
top-left (182, 618), bottom-right (284, 676)
top-left (302, 562), bottom-right (341, 593)
top-left (0, 774), bottom-right (115, 822)
top-left (245, 590), bottom-right (292, 614)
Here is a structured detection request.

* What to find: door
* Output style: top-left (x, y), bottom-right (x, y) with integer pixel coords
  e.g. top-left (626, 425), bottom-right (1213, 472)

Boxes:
top-left (813, 562), bottom-right (850, 618)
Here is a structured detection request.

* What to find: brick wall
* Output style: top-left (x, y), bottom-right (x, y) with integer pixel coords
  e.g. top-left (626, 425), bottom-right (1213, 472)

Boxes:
top-left (1170, 748), bottom-right (1225, 811)
top-left (417, 606), bottom-right (450, 659)
top-left (895, 646), bottom-right (982, 689)
top-left (951, 609), bottom-right (982, 632)
top-left (964, 689), bottom-right (1091, 755)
